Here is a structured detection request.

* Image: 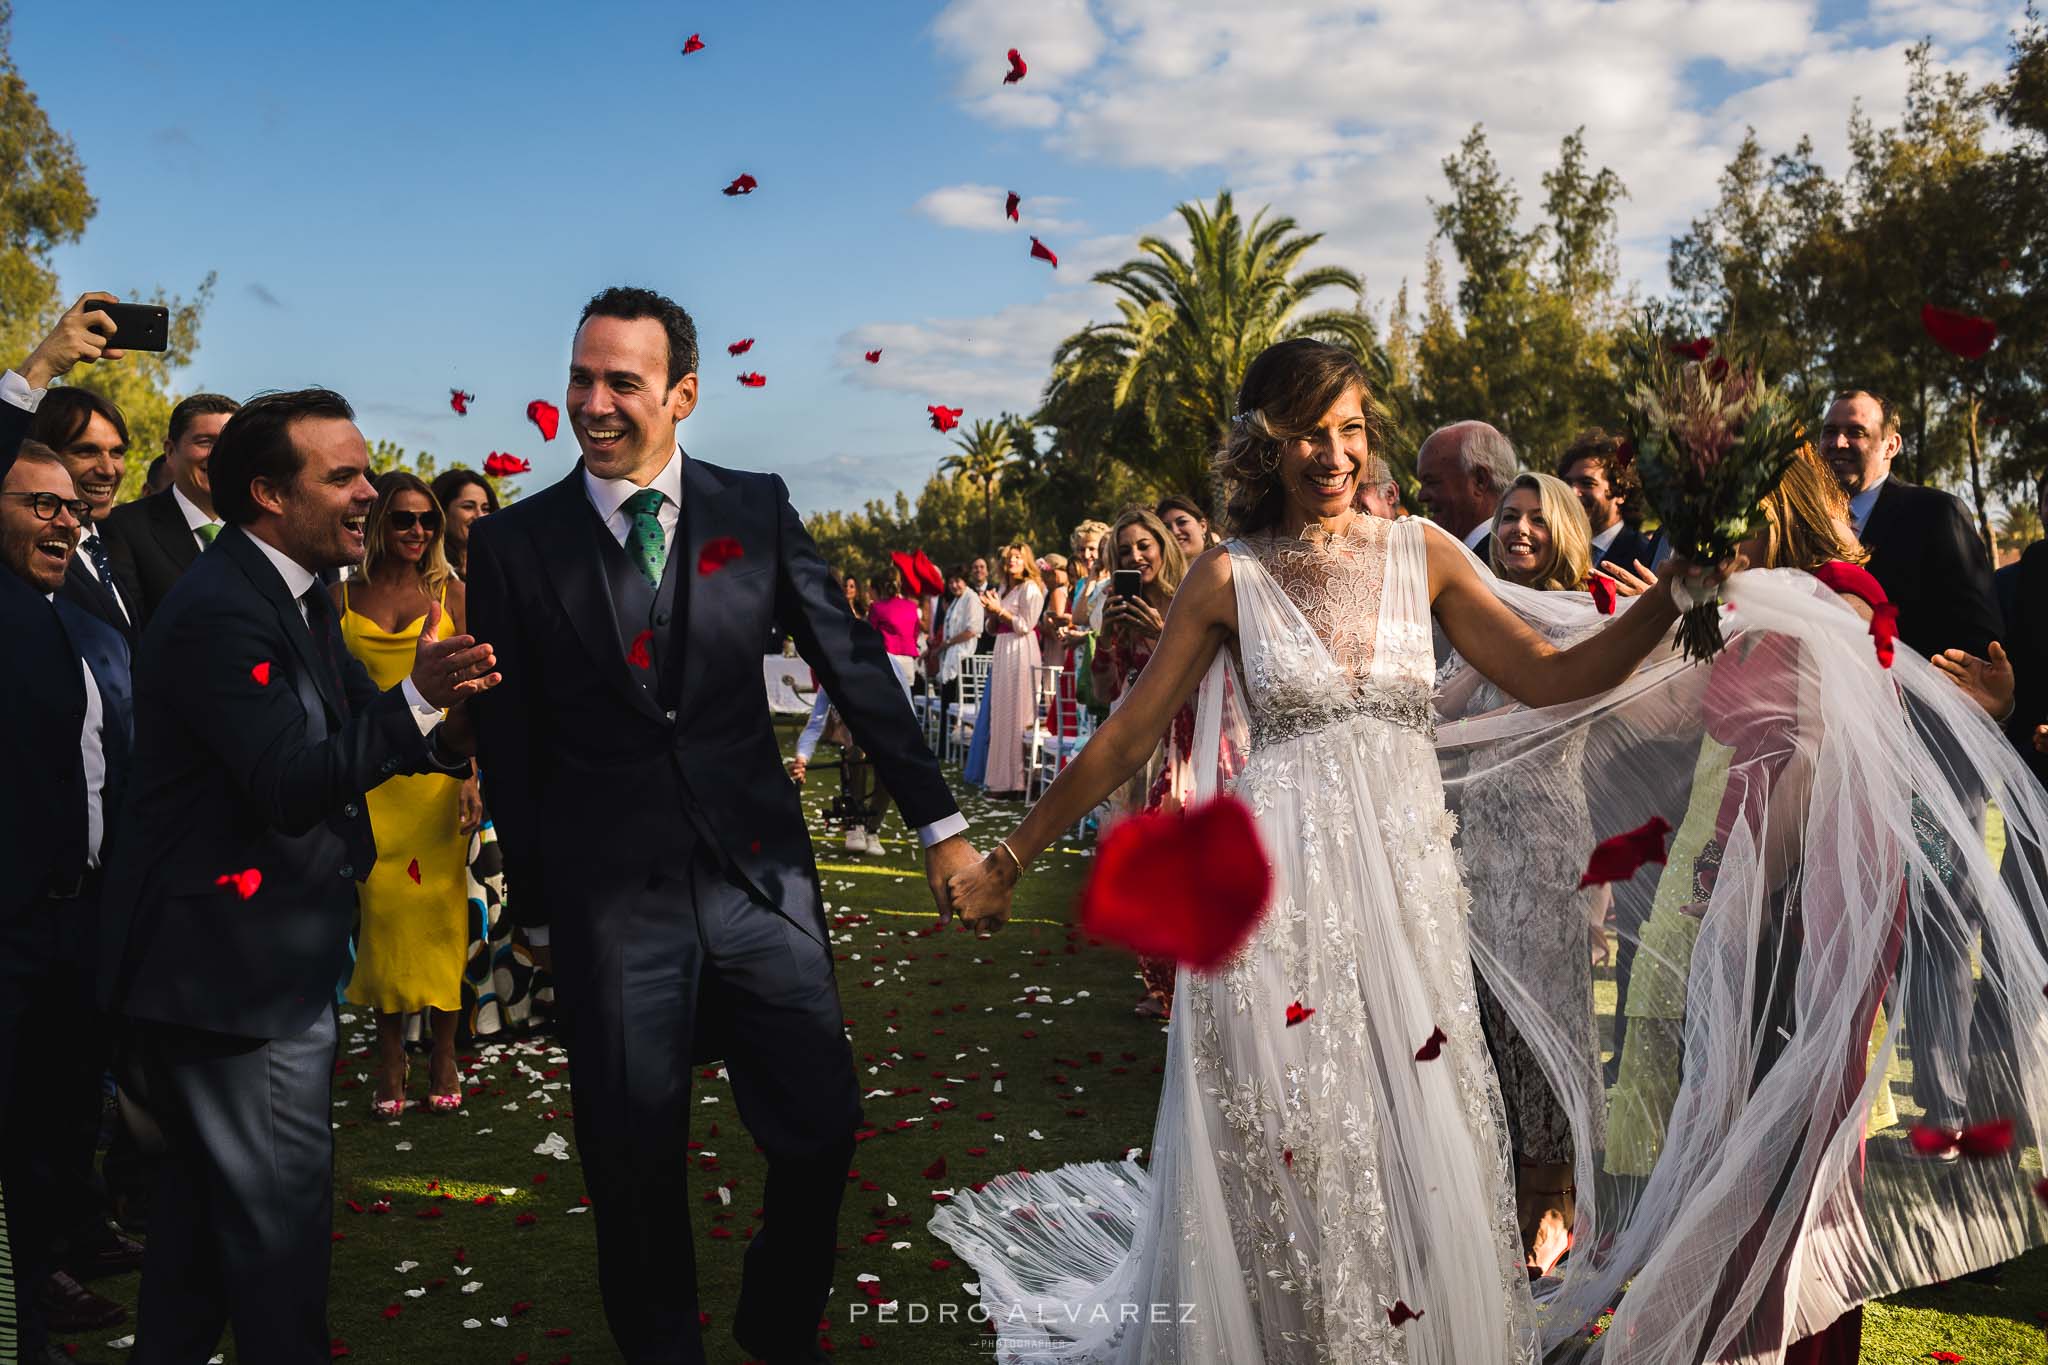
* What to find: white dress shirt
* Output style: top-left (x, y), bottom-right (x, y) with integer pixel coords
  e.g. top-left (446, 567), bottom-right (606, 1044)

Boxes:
top-left (46, 592), bottom-right (109, 867)
top-left (1848, 476), bottom-right (1888, 537)
top-left (172, 483), bottom-right (224, 550)
top-left (578, 444), bottom-right (969, 859)
top-left (5, 368), bottom-right (136, 620)
top-left (1463, 521), bottom-right (1491, 552)
top-left (0, 367), bottom-right (43, 413)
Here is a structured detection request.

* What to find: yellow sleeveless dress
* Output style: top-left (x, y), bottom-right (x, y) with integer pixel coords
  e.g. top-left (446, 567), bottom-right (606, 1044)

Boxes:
top-left (339, 581), bottom-right (469, 1013)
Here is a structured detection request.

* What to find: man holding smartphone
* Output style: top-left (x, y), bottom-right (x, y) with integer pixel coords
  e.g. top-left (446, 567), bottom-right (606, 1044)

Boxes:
top-left (1, 293), bottom-right (137, 481)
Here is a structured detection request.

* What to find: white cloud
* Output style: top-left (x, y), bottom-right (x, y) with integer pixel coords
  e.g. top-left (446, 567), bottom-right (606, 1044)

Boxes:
top-left (915, 183), bottom-right (1083, 234)
top-left (838, 295), bottom-right (1102, 413)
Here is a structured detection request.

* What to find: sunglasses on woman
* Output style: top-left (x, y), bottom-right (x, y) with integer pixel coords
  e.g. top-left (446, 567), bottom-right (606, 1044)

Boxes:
top-left (386, 510), bottom-right (442, 533)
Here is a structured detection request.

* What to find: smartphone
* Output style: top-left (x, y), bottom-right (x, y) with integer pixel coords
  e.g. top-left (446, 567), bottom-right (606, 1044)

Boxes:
top-left (81, 300), bottom-right (170, 352)
top-left (1113, 568), bottom-right (1142, 600)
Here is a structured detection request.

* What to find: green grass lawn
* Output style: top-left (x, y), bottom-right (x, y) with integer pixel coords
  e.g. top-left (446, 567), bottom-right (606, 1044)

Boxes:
top-left (53, 733), bottom-right (2048, 1363)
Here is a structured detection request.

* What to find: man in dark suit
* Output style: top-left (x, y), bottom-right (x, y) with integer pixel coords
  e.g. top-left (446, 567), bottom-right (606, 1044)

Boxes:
top-left (468, 287), bottom-right (977, 1365)
top-left (1557, 429), bottom-right (1656, 578)
top-left (104, 393), bottom-right (239, 628)
top-left (100, 389), bottom-right (498, 1363)
top-left (23, 388), bottom-right (137, 640)
top-left (0, 444), bottom-right (135, 1364)
top-left (1824, 388), bottom-right (2005, 1134)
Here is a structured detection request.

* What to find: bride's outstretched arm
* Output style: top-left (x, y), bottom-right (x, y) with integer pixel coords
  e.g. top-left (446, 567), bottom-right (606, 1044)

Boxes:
top-left (950, 549), bottom-right (1237, 925)
top-left (1427, 529), bottom-right (1713, 710)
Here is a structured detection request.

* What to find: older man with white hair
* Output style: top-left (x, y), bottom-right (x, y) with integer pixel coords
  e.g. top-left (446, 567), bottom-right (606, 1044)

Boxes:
top-left (1415, 420), bottom-right (1520, 560)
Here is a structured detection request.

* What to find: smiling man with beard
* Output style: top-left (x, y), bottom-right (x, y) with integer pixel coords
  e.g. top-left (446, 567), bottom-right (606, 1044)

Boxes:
top-left (0, 444), bottom-right (135, 1365)
top-left (98, 388), bottom-right (501, 1364)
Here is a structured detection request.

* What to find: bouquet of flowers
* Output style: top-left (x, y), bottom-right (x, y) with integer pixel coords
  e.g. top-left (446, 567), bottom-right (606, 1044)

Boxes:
top-left (1619, 316), bottom-right (1806, 662)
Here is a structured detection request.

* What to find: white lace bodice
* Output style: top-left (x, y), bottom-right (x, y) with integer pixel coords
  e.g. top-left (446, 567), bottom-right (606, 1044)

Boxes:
top-left (1228, 516), bottom-right (1436, 748)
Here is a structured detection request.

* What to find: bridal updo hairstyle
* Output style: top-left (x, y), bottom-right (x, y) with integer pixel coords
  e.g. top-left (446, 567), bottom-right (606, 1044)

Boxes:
top-left (1214, 338), bottom-right (1379, 535)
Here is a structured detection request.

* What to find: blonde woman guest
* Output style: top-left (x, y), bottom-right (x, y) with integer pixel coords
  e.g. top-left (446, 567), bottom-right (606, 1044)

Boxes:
top-left (1155, 494), bottom-right (1215, 560)
top-left (1462, 469), bottom-right (1601, 1267)
top-left (332, 473), bottom-right (481, 1116)
top-left (979, 543), bottom-right (1044, 796)
top-left (1037, 552), bottom-right (1072, 653)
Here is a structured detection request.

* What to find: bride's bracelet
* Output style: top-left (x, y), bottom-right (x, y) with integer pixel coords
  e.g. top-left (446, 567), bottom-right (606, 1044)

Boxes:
top-left (994, 837), bottom-right (1027, 876)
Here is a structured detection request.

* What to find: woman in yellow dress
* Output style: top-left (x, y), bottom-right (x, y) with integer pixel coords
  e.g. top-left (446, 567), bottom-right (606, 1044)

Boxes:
top-left (330, 472), bottom-right (481, 1115)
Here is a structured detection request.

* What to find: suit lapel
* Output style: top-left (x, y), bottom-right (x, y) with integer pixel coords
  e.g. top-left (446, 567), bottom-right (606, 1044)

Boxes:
top-left (63, 553), bottom-right (129, 637)
top-left (675, 456), bottom-right (745, 720)
top-left (1860, 478), bottom-right (1905, 554)
top-left (150, 490), bottom-right (199, 571)
top-left (534, 469), bottom-right (668, 722)
top-left (217, 528), bottom-right (345, 723)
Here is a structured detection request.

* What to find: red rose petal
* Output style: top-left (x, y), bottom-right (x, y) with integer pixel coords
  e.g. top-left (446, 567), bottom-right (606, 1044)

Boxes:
top-left (215, 867), bottom-right (263, 900)
top-left (1578, 816), bottom-right (1673, 888)
top-left (1921, 303), bottom-right (1996, 360)
top-left (406, 858), bottom-right (421, 885)
top-left (723, 173), bottom-right (759, 197)
top-left (1590, 574), bottom-right (1616, 616)
top-left (1414, 1026), bottom-right (1447, 1062)
top-left (1387, 1300), bottom-right (1425, 1328)
top-left (698, 536), bottom-right (745, 576)
top-left (928, 405), bottom-right (964, 433)
top-left (484, 452), bottom-right (532, 477)
top-left (682, 33), bottom-right (705, 55)
top-left (1284, 1000), bottom-right (1314, 1027)
top-left (251, 660), bottom-right (272, 686)
top-left (449, 389), bottom-right (474, 416)
top-left (728, 338), bottom-right (755, 356)
top-left (1076, 796), bottom-right (1272, 970)
top-left (1005, 191), bottom-right (1020, 222)
top-left (1958, 1117), bottom-right (2015, 1157)
top-left (1870, 601), bottom-right (1899, 669)
top-left (526, 401), bottom-right (560, 441)
top-left (922, 1156), bottom-right (947, 1180)
top-left (864, 349), bottom-right (883, 364)
top-left (626, 629), bottom-right (654, 670)
top-left (381, 1303), bottom-right (402, 1320)
top-left (516, 1212), bottom-right (539, 1227)
top-left (1029, 237), bottom-right (1058, 268)
top-left (737, 372), bottom-right (767, 388)
top-left (1003, 48), bottom-right (1027, 84)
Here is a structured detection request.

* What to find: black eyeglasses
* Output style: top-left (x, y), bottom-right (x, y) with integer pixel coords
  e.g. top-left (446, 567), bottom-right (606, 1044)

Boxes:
top-left (2, 491), bottom-right (90, 522)
top-left (386, 510), bottom-right (442, 533)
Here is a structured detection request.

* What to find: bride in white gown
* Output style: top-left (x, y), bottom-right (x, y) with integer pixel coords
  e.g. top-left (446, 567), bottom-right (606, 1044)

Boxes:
top-left (936, 339), bottom-right (1726, 1363)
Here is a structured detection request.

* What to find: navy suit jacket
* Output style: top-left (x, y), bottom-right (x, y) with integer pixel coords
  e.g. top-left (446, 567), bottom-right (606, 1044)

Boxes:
top-left (101, 526), bottom-right (464, 1038)
top-left (468, 458), bottom-right (958, 953)
top-left (1859, 477), bottom-right (2001, 661)
top-left (0, 569), bottom-right (132, 924)
top-left (104, 487), bottom-right (202, 629)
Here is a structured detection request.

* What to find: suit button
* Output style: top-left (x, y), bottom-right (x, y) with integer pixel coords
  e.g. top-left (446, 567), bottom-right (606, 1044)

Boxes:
top-left (381, 760), bottom-right (397, 775)
top-left (338, 864), bottom-right (354, 879)
top-left (665, 709), bottom-right (677, 722)
top-left (343, 802), bottom-right (360, 818)
top-left (656, 612), bottom-right (670, 626)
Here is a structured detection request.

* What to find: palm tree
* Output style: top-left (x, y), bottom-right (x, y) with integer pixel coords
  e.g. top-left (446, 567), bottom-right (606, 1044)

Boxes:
top-left (939, 418), bottom-right (1014, 556)
top-left (1054, 190), bottom-right (1390, 498)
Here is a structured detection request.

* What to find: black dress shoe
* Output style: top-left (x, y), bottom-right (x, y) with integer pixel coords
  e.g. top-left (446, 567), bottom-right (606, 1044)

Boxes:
top-left (64, 1217), bottom-right (146, 1279)
top-left (38, 1269), bottom-right (129, 1330)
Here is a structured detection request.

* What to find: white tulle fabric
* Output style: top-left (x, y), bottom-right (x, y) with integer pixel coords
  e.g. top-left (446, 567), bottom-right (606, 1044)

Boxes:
top-left (932, 517), bottom-right (1542, 1363)
top-left (933, 516), bottom-right (2048, 1364)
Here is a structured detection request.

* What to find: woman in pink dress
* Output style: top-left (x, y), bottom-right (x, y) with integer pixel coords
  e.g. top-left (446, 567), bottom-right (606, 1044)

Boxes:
top-left (979, 543), bottom-right (1044, 796)
top-left (867, 570), bottom-right (923, 697)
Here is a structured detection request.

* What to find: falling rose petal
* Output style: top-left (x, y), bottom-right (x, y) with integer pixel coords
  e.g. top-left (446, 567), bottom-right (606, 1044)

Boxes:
top-left (215, 867), bottom-right (263, 901)
top-left (1958, 1117), bottom-right (2015, 1157)
top-left (698, 536), bottom-right (745, 576)
top-left (251, 660), bottom-right (273, 686)
top-left (1029, 237), bottom-right (1058, 268)
top-left (737, 372), bottom-right (767, 388)
top-left (928, 405), bottom-right (964, 433)
top-left (525, 401), bottom-right (560, 441)
top-left (625, 629), bottom-right (654, 670)
top-left (1003, 48), bottom-right (1027, 84)
top-left (1909, 1124), bottom-right (1959, 1156)
top-left (723, 173), bottom-right (759, 196)
top-left (682, 33), bottom-right (705, 54)
top-left (483, 452), bottom-right (532, 478)
top-left (2034, 1176), bottom-right (2048, 1205)
top-left (864, 349), bottom-right (883, 364)
top-left (449, 389), bottom-right (474, 415)
top-left (923, 1156), bottom-right (948, 1180)
top-left (1590, 575), bottom-right (1616, 616)
top-left (1669, 338), bottom-right (1713, 362)
top-left (912, 549), bottom-right (945, 595)
top-left (1920, 303), bottom-right (1997, 361)
top-left (1870, 602), bottom-right (1899, 670)
top-left (406, 858), bottom-right (421, 885)
top-left (1414, 1026), bottom-right (1447, 1062)
top-left (1005, 191), bottom-right (1020, 222)
top-left (728, 338), bottom-right (755, 356)
top-left (1387, 1300), bottom-right (1425, 1328)
top-left (1578, 816), bottom-right (1673, 889)
top-left (1284, 1000), bottom-right (1315, 1027)
top-left (1076, 796), bottom-right (1272, 970)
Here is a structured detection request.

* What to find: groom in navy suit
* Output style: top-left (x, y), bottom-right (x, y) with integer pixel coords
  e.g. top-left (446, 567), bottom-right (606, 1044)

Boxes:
top-left (467, 286), bottom-right (978, 1364)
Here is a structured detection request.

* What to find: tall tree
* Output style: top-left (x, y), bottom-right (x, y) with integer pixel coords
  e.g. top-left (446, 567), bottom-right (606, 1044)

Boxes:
top-left (1053, 191), bottom-right (1383, 501)
top-left (0, 1), bottom-right (94, 364)
top-left (939, 418), bottom-right (1015, 556)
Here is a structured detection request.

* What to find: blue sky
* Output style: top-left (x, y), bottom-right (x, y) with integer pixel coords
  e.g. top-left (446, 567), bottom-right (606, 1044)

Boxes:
top-left (17, 1), bottom-right (2025, 513)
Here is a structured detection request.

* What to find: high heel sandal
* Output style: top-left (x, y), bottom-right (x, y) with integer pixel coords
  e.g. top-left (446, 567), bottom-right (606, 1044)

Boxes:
top-left (370, 1061), bottom-right (409, 1119)
top-left (427, 1057), bottom-right (464, 1113)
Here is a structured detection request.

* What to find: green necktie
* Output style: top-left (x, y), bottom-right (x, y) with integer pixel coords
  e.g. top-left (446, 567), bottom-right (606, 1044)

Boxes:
top-left (621, 488), bottom-right (667, 588)
top-left (196, 522), bottom-right (220, 546)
